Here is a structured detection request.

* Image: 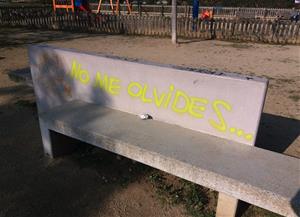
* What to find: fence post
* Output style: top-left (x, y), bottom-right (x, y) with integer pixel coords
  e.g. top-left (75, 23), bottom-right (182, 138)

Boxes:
top-left (138, 0), bottom-right (141, 16)
top-left (171, 0), bottom-right (177, 44)
top-left (263, 8), bottom-right (267, 19)
top-left (161, 3), bottom-right (164, 16)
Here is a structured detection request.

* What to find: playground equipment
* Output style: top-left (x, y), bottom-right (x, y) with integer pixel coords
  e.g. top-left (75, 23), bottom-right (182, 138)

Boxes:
top-left (53, 0), bottom-right (90, 12)
top-left (115, 0), bottom-right (132, 14)
top-left (52, 0), bottom-right (132, 14)
top-left (97, 0), bottom-right (114, 13)
top-left (52, 0), bottom-right (75, 12)
top-left (200, 9), bottom-right (213, 20)
top-left (97, 0), bottom-right (132, 14)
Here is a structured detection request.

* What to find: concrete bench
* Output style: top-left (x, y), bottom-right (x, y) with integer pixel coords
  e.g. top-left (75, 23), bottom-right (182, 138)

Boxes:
top-left (29, 45), bottom-right (300, 217)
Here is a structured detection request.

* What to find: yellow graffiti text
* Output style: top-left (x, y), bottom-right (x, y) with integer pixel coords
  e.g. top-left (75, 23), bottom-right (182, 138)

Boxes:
top-left (70, 60), bottom-right (90, 85)
top-left (127, 82), bottom-right (208, 119)
top-left (94, 72), bottom-right (121, 95)
top-left (209, 100), bottom-right (232, 132)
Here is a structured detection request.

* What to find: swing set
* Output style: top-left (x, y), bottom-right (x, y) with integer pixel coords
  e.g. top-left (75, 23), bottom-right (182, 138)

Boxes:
top-left (97, 0), bottom-right (132, 14)
top-left (52, 0), bottom-right (75, 12)
top-left (52, 0), bottom-right (132, 14)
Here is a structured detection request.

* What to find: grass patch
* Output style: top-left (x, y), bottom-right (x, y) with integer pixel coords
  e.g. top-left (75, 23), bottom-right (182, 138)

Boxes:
top-left (8, 73), bottom-right (25, 83)
top-left (229, 43), bottom-right (253, 49)
top-left (7, 68), bottom-right (31, 83)
top-left (72, 145), bottom-right (151, 187)
top-left (263, 75), bottom-right (274, 80)
top-left (279, 58), bottom-right (298, 64)
top-left (215, 42), bottom-right (253, 49)
top-left (148, 171), bottom-right (285, 217)
top-left (14, 99), bottom-right (36, 109)
top-left (289, 94), bottom-right (300, 102)
top-left (276, 78), bottom-right (295, 84)
top-left (243, 206), bottom-right (282, 217)
top-left (148, 171), bottom-right (215, 217)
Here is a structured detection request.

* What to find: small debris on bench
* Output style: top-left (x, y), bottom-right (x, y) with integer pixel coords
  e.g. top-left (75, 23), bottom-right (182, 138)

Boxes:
top-left (139, 114), bottom-right (152, 120)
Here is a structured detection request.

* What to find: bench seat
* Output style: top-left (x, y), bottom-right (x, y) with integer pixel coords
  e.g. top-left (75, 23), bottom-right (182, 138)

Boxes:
top-left (39, 100), bottom-right (300, 217)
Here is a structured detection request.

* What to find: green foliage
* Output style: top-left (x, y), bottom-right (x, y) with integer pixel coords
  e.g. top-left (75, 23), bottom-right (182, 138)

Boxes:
top-left (148, 171), bottom-right (216, 217)
top-left (14, 100), bottom-right (36, 109)
top-left (289, 94), bottom-right (300, 102)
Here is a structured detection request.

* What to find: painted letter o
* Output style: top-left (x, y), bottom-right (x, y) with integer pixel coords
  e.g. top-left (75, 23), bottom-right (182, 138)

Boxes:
top-left (128, 82), bottom-right (143, 97)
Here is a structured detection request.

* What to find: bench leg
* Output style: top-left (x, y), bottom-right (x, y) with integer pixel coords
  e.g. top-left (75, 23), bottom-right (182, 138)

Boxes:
top-left (216, 193), bottom-right (248, 217)
top-left (39, 118), bottom-right (79, 158)
top-left (39, 118), bottom-right (54, 157)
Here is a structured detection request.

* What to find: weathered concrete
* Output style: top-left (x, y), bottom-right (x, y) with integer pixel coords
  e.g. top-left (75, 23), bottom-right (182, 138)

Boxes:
top-left (216, 193), bottom-right (239, 217)
top-left (28, 45), bottom-right (268, 146)
top-left (29, 45), bottom-right (299, 217)
top-left (39, 100), bottom-right (300, 217)
top-left (39, 118), bottom-right (81, 157)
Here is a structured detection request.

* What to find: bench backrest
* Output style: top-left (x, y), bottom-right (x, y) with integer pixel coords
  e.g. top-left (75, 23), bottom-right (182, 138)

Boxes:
top-left (29, 45), bottom-right (268, 146)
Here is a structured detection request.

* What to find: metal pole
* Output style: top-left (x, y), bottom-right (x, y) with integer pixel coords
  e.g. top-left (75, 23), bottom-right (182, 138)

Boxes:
top-left (171, 0), bottom-right (177, 44)
top-left (192, 0), bottom-right (199, 31)
top-left (138, 0), bottom-right (141, 16)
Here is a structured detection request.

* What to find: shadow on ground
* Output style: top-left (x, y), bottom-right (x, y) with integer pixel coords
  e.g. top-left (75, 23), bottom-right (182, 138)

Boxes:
top-left (0, 57), bottom-right (150, 217)
top-left (0, 27), bottom-right (106, 48)
top-left (0, 97), bottom-right (150, 217)
top-left (256, 113), bottom-right (300, 156)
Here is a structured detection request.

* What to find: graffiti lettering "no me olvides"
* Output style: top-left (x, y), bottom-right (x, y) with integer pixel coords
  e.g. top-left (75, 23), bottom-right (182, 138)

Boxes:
top-left (70, 59), bottom-right (254, 142)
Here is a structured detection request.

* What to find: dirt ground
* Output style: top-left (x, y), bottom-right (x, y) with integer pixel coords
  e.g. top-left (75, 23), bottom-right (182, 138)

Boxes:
top-left (0, 28), bottom-right (299, 217)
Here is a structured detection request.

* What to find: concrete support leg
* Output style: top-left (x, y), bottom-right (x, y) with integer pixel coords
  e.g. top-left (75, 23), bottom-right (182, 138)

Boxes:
top-left (216, 193), bottom-right (248, 217)
top-left (39, 118), bottom-right (54, 157)
top-left (39, 118), bottom-right (79, 158)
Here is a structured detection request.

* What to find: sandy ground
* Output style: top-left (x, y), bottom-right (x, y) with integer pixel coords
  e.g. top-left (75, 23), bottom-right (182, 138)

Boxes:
top-left (0, 28), bottom-right (299, 217)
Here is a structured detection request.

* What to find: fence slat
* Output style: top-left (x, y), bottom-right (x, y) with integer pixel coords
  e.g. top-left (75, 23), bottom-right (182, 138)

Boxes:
top-left (0, 6), bottom-right (299, 44)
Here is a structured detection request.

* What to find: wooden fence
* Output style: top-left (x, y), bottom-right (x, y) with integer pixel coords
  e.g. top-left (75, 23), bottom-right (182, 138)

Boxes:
top-left (0, 7), bottom-right (300, 44)
top-left (0, 3), bottom-right (299, 19)
top-left (92, 4), bottom-right (299, 20)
